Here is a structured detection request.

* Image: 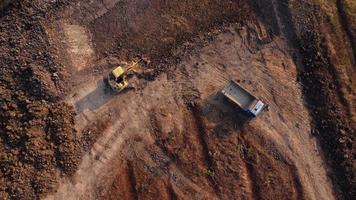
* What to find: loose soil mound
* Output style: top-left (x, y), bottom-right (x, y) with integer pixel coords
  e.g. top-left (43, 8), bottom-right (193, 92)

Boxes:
top-left (0, 1), bottom-right (81, 199)
top-left (252, 0), bottom-right (356, 199)
top-left (284, 2), bottom-right (355, 199)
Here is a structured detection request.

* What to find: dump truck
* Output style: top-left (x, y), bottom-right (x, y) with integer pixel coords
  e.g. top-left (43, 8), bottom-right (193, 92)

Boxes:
top-left (222, 80), bottom-right (266, 117)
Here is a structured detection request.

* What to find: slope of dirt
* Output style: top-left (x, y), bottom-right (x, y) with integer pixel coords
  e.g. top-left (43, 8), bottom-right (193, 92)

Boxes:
top-left (0, 1), bottom-right (82, 199)
top-left (66, 0), bottom-right (251, 60)
top-left (338, 0), bottom-right (356, 60)
top-left (251, 0), bottom-right (356, 199)
top-left (292, 3), bottom-right (356, 199)
top-left (288, 1), bottom-right (355, 199)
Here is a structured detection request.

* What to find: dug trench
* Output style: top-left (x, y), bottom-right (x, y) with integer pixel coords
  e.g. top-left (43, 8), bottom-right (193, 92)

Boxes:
top-left (0, 0), bottom-right (354, 200)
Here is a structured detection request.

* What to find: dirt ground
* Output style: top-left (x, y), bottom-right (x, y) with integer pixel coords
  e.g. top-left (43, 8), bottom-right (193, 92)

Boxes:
top-left (47, 23), bottom-right (333, 200)
top-left (0, 0), bottom-right (355, 200)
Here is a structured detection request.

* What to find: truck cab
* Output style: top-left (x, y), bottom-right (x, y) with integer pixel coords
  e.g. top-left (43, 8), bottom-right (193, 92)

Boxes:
top-left (246, 99), bottom-right (266, 117)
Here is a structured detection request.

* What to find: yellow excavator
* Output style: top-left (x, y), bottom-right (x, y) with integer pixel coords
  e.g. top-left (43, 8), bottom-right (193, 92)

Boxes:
top-left (106, 62), bottom-right (139, 93)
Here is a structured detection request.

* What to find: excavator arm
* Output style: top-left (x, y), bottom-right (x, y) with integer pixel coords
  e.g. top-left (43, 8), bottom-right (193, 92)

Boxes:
top-left (106, 61), bottom-right (155, 93)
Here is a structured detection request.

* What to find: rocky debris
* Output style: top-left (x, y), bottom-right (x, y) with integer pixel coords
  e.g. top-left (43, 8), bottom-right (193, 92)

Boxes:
top-left (0, 96), bottom-right (81, 199)
top-left (338, 0), bottom-right (356, 59)
top-left (23, 64), bottom-right (59, 100)
top-left (288, 1), bottom-right (356, 199)
top-left (247, 0), bottom-right (355, 199)
top-left (0, 0), bottom-right (81, 199)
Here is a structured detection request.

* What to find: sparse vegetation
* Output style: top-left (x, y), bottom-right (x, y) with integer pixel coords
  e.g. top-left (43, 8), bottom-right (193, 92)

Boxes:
top-left (167, 131), bottom-right (176, 142)
top-left (205, 169), bottom-right (215, 177)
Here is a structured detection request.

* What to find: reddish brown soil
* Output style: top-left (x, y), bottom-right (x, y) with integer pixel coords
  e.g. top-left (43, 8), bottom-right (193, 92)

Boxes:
top-left (0, 1), bottom-right (81, 199)
top-left (251, 0), bottom-right (356, 198)
top-left (338, 0), bottom-right (356, 60)
top-left (88, 0), bottom-right (250, 59)
top-left (0, 0), bottom-right (355, 200)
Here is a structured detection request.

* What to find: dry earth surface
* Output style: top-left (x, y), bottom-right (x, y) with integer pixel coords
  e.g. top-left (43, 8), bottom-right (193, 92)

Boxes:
top-left (0, 0), bottom-right (355, 200)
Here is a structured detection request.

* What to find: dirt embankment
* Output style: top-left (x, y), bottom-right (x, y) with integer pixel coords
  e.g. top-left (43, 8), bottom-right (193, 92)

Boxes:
top-left (251, 0), bottom-right (356, 199)
top-left (0, 1), bottom-right (82, 199)
top-left (86, 0), bottom-right (252, 61)
top-left (288, 2), bottom-right (355, 199)
top-left (337, 0), bottom-right (356, 60)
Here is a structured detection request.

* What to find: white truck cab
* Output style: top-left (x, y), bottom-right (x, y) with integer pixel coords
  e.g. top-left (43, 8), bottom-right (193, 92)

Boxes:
top-left (247, 100), bottom-right (266, 117)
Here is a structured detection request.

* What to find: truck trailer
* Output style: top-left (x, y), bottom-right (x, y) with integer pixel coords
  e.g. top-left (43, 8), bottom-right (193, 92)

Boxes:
top-left (222, 80), bottom-right (266, 117)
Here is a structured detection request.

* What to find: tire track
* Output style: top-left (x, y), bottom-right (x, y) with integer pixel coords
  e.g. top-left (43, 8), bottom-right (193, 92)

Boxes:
top-left (167, 183), bottom-right (178, 200)
top-left (127, 161), bottom-right (139, 200)
top-left (244, 161), bottom-right (261, 200)
top-left (187, 103), bottom-right (221, 195)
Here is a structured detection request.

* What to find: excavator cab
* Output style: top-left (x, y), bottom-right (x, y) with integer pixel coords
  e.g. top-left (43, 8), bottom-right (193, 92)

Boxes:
top-left (106, 61), bottom-right (155, 93)
top-left (107, 66), bottom-right (130, 93)
top-left (106, 62), bottom-right (139, 93)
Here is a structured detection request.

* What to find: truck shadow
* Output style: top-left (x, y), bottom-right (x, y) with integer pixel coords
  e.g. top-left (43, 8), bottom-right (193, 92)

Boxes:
top-left (200, 92), bottom-right (253, 137)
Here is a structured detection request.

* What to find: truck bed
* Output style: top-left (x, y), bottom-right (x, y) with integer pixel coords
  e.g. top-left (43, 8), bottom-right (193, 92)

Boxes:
top-left (222, 80), bottom-right (256, 110)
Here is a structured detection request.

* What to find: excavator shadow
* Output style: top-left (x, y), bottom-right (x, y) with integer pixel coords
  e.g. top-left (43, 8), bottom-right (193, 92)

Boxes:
top-left (75, 78), bottom-right (130, 113)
